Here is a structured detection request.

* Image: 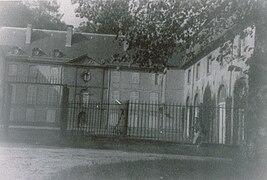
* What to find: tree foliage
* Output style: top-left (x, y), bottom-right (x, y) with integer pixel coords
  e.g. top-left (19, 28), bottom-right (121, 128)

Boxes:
top-left (0, 0), bottom-right (66, 30)
top-left (73, 0), bottom-right (133, 34)
top-left (74, 0), bottom-right (266, 71)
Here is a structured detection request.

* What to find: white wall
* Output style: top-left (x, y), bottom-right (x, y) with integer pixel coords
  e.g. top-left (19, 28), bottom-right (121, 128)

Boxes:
top-left (183, 25), bottom-right (255, 105)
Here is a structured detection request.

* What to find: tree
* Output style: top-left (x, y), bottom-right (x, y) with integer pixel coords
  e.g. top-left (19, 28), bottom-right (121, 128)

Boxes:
top-left (72, 0), bottom-right (133, 34)
top-left (74, 0), bottom-right (259, 70)
top-left (0, 0), bottom-right (66, 30)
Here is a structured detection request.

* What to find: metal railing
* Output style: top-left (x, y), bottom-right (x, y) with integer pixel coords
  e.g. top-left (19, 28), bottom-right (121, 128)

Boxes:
top-left (0, 99), bottom-right (246, 145)
top-left (66, 101), bottom-right (246, 145)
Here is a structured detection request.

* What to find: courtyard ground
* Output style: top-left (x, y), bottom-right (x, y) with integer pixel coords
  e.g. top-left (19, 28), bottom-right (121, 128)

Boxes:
top-left (0, 128), bottom-right (267, 179)
top-left (0, 142), bottom-right (266, 180)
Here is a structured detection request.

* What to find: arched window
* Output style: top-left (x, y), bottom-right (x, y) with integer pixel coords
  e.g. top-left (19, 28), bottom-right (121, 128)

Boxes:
top-left (233, 79), bottom-right (247, 145)
top-left (218, 85), bottom-right (226, 144)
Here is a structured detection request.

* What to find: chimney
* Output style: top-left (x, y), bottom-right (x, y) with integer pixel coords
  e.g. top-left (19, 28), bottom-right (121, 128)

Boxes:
top-left (25, 24), bottom-right (32, 44)
top-left (66, 25), bottom-right (73, 47)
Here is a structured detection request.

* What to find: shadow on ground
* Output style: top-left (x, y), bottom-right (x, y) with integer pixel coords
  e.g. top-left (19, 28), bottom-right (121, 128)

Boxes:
top-left (50, 159), bottom-right (267, 180)
top-left (0, 128), bottom-right (240, 159)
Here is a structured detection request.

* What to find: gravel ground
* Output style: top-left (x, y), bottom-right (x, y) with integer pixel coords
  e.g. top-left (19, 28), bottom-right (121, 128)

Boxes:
top-left (51, 159), bottom-right (266, 180)
top-left (0, 142), bottom-right (234, 180)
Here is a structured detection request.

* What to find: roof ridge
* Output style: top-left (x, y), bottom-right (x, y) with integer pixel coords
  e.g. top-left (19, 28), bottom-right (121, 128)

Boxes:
top-left (0, 27), bottom-right (26, 30)
top-left (0, 26), bottom-right (119, 37)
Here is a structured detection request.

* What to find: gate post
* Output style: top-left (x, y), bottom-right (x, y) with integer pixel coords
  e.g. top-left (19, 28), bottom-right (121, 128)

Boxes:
top-left (60, 85), bottom-right (69, 135)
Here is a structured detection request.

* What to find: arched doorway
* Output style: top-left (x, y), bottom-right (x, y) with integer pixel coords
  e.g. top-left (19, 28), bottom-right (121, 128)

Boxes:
top-left (193, 93), bottom-right (200, 133)
top-left (194, 94), bottom-right (200, 115)
top-left (192, 93), bottom-right (201, 144)
top-left (233, 79), bottom-right (247, 145)
top-left (218, 85), bottom-right (226, 144)
top-left (185, 96), bottom-right (191, 138)
top-left (78, 89), bottom-right (90, 129)
top-left (202, 86), bottom-right (213, 143)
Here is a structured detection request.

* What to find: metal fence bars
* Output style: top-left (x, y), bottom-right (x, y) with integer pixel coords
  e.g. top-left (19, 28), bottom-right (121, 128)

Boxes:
top-left (66, 101), bottom-right (246, 145)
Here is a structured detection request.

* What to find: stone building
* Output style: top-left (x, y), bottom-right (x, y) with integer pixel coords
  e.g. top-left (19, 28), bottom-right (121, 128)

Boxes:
top-left (0, 24), bottom-right (184, 128)
top-left (181, 25), bottom-right (256, 145)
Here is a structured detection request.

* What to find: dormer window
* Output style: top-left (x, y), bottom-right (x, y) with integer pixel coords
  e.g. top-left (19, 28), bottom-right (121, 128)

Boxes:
top-left (32, 48), bottom-right (44, 56)
top-left (10, 47), bottom-right (23, 55)
top-left (53, 49), bottom-right (63, 58)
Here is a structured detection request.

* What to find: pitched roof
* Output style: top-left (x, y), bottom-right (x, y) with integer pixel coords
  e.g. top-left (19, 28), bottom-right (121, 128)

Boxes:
top-left (0, 26), bottom-right (182, 68)
top-left (0, 26), bottom-right (123, 64)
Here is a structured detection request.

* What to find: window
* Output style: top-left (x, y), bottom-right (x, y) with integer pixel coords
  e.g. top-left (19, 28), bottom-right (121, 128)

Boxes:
top-left (130, 91), bottom-right (139, 102)
top-left (46, 110), bottom-right (56, 123)
top-left (110, 112), bottom-right (118, 126)
top-left (50, 67), bottom-right (60, 83)
top-left (151, 74), bottom-right (161, 85)
top-left (47, 86), bottom-right (59, 105)
top-left (32, 48), bottom-right (43, 56)
top-left (196, 63), bottom-right (200, 80)
top-left (131, 72), bottom-right (140, 84)
top-left (29, 65), bottom-right (38, 80)
top-left (80, 89), bottom-right (90, 105)
top-left (26, 108), bottom-right (35, 122)
top-left (150, 92), bottom-right (159, 103)
top-left (207, 56), bottom-right (212, 74)
top-left (8, 64), bottom-right (17, 77)
top-left (38, 66), bottom-right (50, 82)
top-left (10, 84), bottom-right (16, 104)
top-left (9, 108), bottom-right (15, 121)
top-left (187, 69), bottom-right (191, 84)
top-left (113, 90), bottom-right (120, 101)
top-left (219, 54), bottom-right (224, 67)
top-left (27, 85), bottom-right (37, 104)
top-left (112, 71), bottom-right (120, 83)
top-left (10, 47), bottom-right (22, 55)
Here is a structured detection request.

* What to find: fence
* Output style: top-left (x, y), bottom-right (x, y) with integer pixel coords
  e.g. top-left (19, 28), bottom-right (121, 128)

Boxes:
top-left (66, 101), bottom-right (246, 145)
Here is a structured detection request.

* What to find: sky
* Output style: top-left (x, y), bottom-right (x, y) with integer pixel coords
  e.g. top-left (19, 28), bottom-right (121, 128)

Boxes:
top-left (56, 0), bottom-right (84, 27)
top-left (0, 0), bottom-right (84, 27)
